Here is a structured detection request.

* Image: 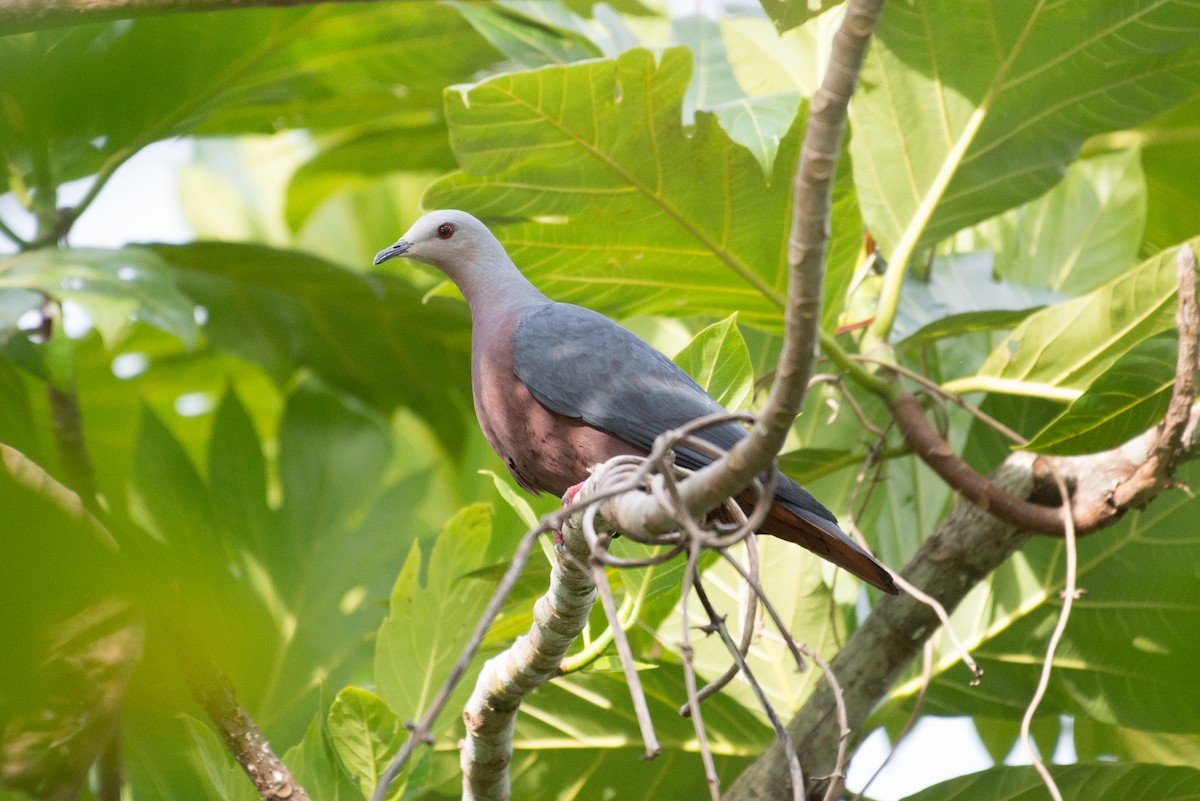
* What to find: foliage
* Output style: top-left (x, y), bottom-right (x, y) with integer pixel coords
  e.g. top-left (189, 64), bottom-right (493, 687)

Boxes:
top-left (1, 2), bottom-right (1199, 801)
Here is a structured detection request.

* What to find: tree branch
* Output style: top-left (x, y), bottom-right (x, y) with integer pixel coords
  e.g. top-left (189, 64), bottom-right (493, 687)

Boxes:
top-left (600, 0), bottom-right (885, 537)
top-left (461, 518), bottom-right (595, 801)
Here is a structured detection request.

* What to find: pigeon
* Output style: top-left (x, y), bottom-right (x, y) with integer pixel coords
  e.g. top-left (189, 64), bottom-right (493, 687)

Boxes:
top-left (374, 210), bottom-right (896, 594)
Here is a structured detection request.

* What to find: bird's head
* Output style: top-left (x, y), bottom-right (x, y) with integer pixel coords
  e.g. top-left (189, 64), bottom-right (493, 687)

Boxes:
top-left (373, 209), bottom-right (500, 278)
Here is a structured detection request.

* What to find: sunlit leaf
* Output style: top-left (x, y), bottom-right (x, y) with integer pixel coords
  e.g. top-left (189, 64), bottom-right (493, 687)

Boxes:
top-left (672, 314), bottom-right (753, 410)
top-left (851, 0), bottom-right (1200, 257)
top-left (902, 763), bottom-right (1200, 801)
top-left (1024, 336), bottom-right (1176, 455)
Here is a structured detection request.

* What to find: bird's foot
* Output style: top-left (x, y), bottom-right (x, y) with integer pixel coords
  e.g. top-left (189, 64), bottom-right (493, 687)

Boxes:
top-left (555, 481), bottom-right (587, 546)
top-left (563, 481), bottom-right (586, 505)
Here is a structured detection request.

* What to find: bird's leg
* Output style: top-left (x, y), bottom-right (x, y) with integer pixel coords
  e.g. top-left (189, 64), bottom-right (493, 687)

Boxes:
top-left (556, 481), bottom-right (588, 546)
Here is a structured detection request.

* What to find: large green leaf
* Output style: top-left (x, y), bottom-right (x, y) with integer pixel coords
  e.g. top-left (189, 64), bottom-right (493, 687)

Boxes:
top-left (948, 241), bottom-right (1195, 400)
top-left (156, 242), bottom-right (473, 452)
top-left (0, 6), bottom-right (500, 196)
top-left (1140, 96), bottom-right (1200, 255)
top-left (851, 0), bottom-right (1200, 259)
top-left (0, 247), bottom-right (197, 346)
top-left (902, 763), bottom-right (1200, 801)
top-left (374, 504), bottom-right (497, 727)
top-left (972, 149), bottom-right (1148, 295)
top-left (1024, 335), bottom-right (1177, 455)
top-left (660, 535), bottom-right (847, 720)
top-left (672, 313), bottom-right (754, 410)
top-left (425, 47), bottom-right (811, 332)
top-left (887, 461), bottom-right (1200, 735)
top-left (507, 666), bottom-right (769, 798)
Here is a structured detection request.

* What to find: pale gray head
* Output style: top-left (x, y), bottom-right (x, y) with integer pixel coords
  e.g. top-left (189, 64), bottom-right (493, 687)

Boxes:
top-left (373, 209), bottom-right (500, 276)
top-left (374, 209), bottom-right (542, 309)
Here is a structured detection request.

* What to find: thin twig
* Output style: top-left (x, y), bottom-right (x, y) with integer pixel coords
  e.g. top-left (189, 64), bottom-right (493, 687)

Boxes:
top-left (692, 579), bottom-right (804, 801)
top-left (1020, 470), bottom-right (1076, 801)
top-left (795, 643), bottom-right (850, 801)
top-left (680, 541), bottom-right (721, 801)
top-left (851, 355), bottom-right (1027, 444)
top-left (850, 639), bottom-right (934, 801)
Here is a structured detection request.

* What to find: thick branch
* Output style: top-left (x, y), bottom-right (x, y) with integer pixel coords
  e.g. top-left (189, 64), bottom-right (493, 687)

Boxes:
top-left (0, 0), bottom-right (379, 35)
top-left (461, 521), bottom-right (595, 801)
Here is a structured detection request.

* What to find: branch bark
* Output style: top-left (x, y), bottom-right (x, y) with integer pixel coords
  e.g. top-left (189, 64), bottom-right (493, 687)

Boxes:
top-left (461, 519), bottom-right (596, 801)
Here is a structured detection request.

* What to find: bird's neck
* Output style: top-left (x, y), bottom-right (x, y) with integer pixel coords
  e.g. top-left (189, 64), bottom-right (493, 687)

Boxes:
top-left (456, 250), bottom-right (548, 320)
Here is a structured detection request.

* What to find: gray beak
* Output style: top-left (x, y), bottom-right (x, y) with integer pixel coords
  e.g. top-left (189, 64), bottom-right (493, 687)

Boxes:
top-left (373, 240), bottom-right (411, 265)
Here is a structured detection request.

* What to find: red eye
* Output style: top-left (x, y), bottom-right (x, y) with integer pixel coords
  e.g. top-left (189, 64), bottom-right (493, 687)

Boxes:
top-left (437, 223), bottom-right (455, 240)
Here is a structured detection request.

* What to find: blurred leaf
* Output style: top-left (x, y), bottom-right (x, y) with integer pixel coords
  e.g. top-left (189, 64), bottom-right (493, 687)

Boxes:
top-left (181, 716), bottom-right (259, 801)
top-left (283, 710), bottom-right (364, 801)
top-left (328, 688), bottom-right (405, 801)
top-left (1140, 96), bottom-right (1200, 255)
top-left (426, 47), bottom-right (806, 331)
top-left (0, 450), bottom-right (138, 801)
top-left (891, 251), bottom-right (1063, 345)
top-left (851, 0), bottom-right (1200, 257)
top-left (958, 241), bottom-right (1195, 400)
top-left (758, 0), bottom-right (843, 33)
top-left (897, 308), bottom-right (1038, 353)
top-left (712, 93), bottom-right (803, 179)
top-left (901, 763), bottom-right (1200, 801)
top-left (673, 14), bottom-right (744, 119)
top-left (451, 1), bottom-right (600, 68)
top-left (969, 149), bottom-right (1147, 295)
top-left (1024, 336), bottom-right (1176, 455)
top-left (156, 241), bottom-right (473, 452)
top-left (0, 247), bottom-right (197, 346)
top-left (0, 6), bottom-right (500, 194)
top-left (1075, 717), bottom-right (1200, 768)
top-left (286, 127), bottom-right (454, 232)
top-left (375, 504), bottom-right (496, 728)
top-left (672, 314), bottom-right (753, 410)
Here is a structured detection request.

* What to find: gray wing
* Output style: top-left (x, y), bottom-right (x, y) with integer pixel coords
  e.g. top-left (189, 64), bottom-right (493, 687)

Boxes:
top-left (511, 302), bottom-right (838, 526)
top-left (512, 302), bottom-right (740, 463)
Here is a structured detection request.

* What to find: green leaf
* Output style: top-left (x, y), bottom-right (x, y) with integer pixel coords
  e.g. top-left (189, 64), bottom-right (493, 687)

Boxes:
top-left (375, 504), bottom-right (496, 726)
top-left (901, 764), bottom-right (1200, 801)
top-left (851, 0), bottom-right (1200, 258)
top-left (896, 308), bottom-right (1039, 353)
top-left (508, 666), bottom-right (768, 797)
top-left (157, 241), bottom-right (473, 452)
top-left (1075, 717), bottom-right (1200, 768)
top-left (328, 688), bottom-right (405, 801)
top-left (0, 6), bottom-right (501, 194)
top-left (660, 536), bottom-right (846, 719)
top-left (286, 126), bottom-right (455, 232)
top-left (426, 47), bottom-right (806, 331)
top-left (278, 381), bottom-right (391, 560)
top-left (891, 251), bottom-right (1063, 345)
top-left (1024, 336), bottom-right (1177, 455)
top-left (972, 149), bottom-right (1148, 295)
top-left (672, 314), bottom-right (753, 410)
top-left (758, 0), bottom-right (843, 33)
top-left (208, 388), bottom-right (274, 555)
top-left (890, 462), bottom-right (1200, 734)
top-left (450, 1), bottom-right (600, 68)
top-left (952, 241), bottom-right (1195, 400)
top-left (283, 710), bottom-right (365, 801)
top-left (0, 247), bottom-right (197, 346)
top-left (712, 93), bottom-right (802, 178)
top-left (1141, 96), bottom-right (1200, 255)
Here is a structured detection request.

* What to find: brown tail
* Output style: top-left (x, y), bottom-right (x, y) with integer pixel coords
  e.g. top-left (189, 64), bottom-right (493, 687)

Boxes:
top-left (743, 496), bottom-right (898, 594)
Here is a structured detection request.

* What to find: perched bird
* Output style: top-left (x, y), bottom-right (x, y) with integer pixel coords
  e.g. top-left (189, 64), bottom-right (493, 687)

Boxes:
top-left (375, 210), bottom-right (897, 594)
